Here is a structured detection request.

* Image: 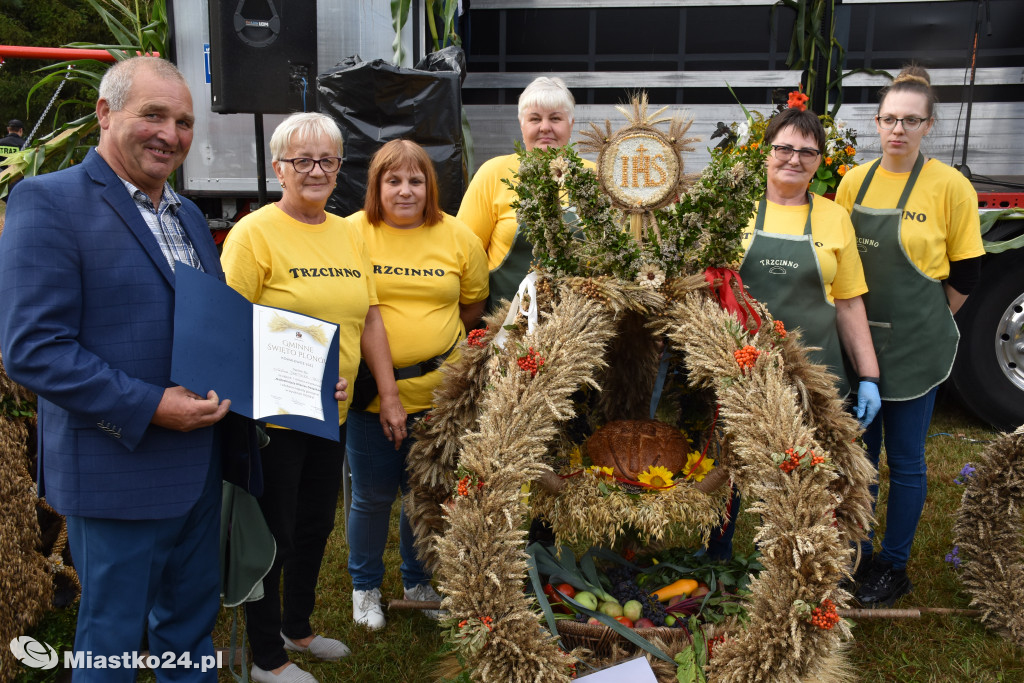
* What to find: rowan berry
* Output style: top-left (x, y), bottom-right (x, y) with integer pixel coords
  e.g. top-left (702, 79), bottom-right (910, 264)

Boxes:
top-left (467, 328), bottom-right (487, 348)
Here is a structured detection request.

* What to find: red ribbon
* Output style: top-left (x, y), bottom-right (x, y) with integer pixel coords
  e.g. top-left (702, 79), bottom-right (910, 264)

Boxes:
top-left (704, 267), bottom-right (762, 334)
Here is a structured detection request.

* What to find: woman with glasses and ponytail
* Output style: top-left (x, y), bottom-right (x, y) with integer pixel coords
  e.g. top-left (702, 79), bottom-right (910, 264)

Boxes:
top-left (221, 113), bottom-right (407, 683)
top-left (703, 107), bottom-right (882, 562)
top-left (834, 66), bottom-right (984, 607)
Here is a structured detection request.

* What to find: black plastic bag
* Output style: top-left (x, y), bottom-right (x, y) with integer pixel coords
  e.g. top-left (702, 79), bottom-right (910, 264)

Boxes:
top-left (318, 49), bottom-right (466, 218)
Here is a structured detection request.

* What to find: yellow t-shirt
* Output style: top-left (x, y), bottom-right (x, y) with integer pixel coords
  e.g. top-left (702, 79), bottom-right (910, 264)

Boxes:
top-left (741, 196), bottom-right (867, 302)
top-left (834, 158), bottom-right (985, 279)
top-left (220, 203), bottom-right (377, 424)
top-left (457, 153), bottom-right (597, 269)
top-left (348, 211), bottom-right (489, 413)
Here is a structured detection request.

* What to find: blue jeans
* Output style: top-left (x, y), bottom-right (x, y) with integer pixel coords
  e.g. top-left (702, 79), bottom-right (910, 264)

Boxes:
top-left (859, 387), bottom-right (938, 569)
top-left (346, 409), bottom-right (431, 591)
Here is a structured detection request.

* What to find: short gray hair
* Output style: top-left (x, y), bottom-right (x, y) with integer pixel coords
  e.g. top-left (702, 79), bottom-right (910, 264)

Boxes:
top-left (518, 76), bottom-right (575, 123)
top-left (269, 112), bottom-right (344, 161)
top-left (98, 57), bottom-right (187, 111)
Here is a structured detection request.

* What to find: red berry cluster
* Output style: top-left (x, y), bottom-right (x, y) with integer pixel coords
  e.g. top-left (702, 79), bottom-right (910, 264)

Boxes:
top-left (809, 452), bottom-right (825, 467)
top-left (517, 347), bottom-right (545, 377)
top-left (774, 320), bottom-right (787, 338)
top-left (481, 615), bottom-right (494, 631)
top-left (467, 328), bottom-right (487, 348)
top-left (707, 634), bottom-right (726, 659)
top-left (734, 345), bottom-right (760, 371)
top-left (780, 447), bottom-right (803, 473)
top-left (456, 475), bottom-right (485, 496)
top-left (810, 599), bottom-right (840, 630)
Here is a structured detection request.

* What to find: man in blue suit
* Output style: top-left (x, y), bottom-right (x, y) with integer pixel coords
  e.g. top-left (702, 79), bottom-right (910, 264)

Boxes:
top-left (0, 57), bottom-right (242, 681)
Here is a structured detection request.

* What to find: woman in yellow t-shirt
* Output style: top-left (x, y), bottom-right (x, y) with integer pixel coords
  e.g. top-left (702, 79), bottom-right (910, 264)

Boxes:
top-left (835, 66), bottom-right (985, 607)
top-left (456, 76), bottom-right (594, 310)
top-left (221, 113), bottom-right (405, 682)
top-left (346, 140), bottom-right (488, 630)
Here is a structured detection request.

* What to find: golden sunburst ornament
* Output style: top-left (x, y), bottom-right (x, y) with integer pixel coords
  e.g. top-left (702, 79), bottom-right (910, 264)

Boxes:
top-left (578, 91), bottom-right (699, 241)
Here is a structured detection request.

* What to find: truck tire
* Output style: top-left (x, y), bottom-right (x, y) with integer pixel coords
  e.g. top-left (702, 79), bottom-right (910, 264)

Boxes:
top-left (951, 250), bottom-right (1024, 432)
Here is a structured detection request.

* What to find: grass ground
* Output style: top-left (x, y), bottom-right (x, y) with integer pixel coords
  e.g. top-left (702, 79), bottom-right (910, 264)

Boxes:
top-left (22, 395), bottom-right (1024, 682)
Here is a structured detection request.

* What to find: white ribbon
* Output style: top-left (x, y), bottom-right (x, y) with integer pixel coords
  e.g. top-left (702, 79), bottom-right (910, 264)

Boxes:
top-left (493, 271), bottom-right (539, 349)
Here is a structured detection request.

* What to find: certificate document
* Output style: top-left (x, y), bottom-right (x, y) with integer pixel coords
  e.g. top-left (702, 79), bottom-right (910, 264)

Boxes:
top-left (253, 307), bottom-right (332, 422)
top-left (172, 265), bottom-right (341, 441)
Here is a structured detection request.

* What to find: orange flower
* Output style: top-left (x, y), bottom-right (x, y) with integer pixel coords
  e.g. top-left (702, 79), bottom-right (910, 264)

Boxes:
top-left (750, 142), bottom-right (759, 149)
top-left (837, 164), bottom-right (848, 176)
top-left (825, 156), bottom-right (833, 166)
top-left (787, 89), bottom-right (809, 111)
top-left (844, 145), bottom-right (856, 156)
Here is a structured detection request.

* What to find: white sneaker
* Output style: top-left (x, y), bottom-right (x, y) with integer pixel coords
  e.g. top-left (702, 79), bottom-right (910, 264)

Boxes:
top-left (403, 583), bottom-right (447, 620)
top-left (352, 588), bottom-right (385, 630)
top-left (250, 663), bottom-right (317, 683)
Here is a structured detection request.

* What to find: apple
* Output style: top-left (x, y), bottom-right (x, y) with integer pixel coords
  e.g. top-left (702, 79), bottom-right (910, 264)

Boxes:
top-left (664, 615), bottom-right (676, 627)
top-left (586, 617), bottom-right (602, 625)
top-left (634, 618), bottom-right (656, 628)
top-left (555, 583), bottom-right (576, 599)
top-left (614, 616), bottom-right (634, 628)
top-left (574, 590), bottom-right (598, 610)
top-left (622, 599), bottom-right (643, 622)
top-left (690, 585), bottom-right (711, 600)
top-left (599, 601), bottom-right (623, 618)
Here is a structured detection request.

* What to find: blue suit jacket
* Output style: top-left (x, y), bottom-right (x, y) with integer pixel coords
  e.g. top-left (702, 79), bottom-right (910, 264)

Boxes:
top-left (0, 149), bottom-right (258, 519)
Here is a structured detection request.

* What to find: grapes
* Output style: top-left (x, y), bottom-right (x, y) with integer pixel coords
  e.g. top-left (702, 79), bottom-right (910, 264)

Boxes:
top-left (603, 568), bottom-right (669, 627)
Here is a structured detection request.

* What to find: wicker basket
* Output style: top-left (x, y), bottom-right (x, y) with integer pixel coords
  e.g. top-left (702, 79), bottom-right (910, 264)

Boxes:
top-left (555, 619), bottom-right (693, 657)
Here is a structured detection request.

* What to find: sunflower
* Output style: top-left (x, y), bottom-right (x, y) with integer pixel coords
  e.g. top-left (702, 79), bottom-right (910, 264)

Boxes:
top-left (587, 465), bottom-right (614, 482)
top-left (681, 451), bottom-right (715, 482)
top-left (637, 465), bottom-right (675, 488)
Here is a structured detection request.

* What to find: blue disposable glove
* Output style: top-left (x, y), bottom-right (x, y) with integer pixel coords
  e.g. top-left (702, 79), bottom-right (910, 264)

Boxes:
top-left (856, 380), bottom-right (881, 428)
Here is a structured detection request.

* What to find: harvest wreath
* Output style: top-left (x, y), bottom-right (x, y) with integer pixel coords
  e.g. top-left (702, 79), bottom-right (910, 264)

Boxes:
top-left (405, 98), bottom-right (877, 682)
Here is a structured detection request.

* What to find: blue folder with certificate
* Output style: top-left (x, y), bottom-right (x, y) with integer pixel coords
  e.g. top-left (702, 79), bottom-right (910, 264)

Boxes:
top-left (171, 265), bottom-right (341, 441)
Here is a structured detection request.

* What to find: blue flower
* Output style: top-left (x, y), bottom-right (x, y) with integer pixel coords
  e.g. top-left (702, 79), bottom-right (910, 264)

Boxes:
top-left (954, 463), bottom-right (976, 485)
top-left (944, 545), bottom-right (961, 569)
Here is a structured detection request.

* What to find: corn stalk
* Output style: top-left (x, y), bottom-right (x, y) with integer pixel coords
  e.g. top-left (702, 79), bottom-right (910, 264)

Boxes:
top-left (0, 0), bottom-right (167, 199)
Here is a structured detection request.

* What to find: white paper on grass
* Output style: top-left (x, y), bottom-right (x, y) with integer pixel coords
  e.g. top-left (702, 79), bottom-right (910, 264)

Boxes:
top-left (577, 655), bottom-right (658, 682)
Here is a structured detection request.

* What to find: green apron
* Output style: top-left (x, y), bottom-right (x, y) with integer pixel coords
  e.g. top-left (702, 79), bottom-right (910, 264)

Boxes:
top-left (851, 153), bottom-right (958, 400)
top-left (488, 223), bottom-right (535, 314)
top-left (487, 208), bottom-right (580, 314)
top-left (739, 194), bottom-right (850, 396)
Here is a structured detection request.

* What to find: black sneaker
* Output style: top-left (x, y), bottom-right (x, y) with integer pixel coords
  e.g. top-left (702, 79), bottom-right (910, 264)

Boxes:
top-left (855, 560), bottom-right (912, 607)
top-left (839, 554), bottom-right (874, 593)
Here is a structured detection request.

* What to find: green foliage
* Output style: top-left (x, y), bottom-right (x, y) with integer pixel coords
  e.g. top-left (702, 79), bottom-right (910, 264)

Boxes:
top-left (0, 0), bottom-right (168, 199)
top-left (772, 0), bottom-right (891, 116)
top-left (18, 603), bottom-right (79, 683)
top-left (0, 394), bottom-right (37, 419)
top-left (509, 141), bottom-right (762, 280)
top-left (391, 0), bottom-right (461, 63)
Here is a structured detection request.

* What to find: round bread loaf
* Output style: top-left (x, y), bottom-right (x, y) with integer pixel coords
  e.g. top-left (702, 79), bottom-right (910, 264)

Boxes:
top-left (585, 419), bottom-right (688, 480)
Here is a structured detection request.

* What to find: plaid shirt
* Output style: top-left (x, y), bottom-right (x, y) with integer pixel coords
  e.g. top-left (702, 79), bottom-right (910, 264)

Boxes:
top-left (120, 179), bottom-right (203, 273)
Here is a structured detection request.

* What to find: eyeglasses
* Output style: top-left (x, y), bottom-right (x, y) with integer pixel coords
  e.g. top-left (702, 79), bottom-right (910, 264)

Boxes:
top-left (770, 145), bottom-right (821, 163)
top-left (279, 157), bottom-right (342, 174)
top-left (876, 116), bottom-right (928, 131)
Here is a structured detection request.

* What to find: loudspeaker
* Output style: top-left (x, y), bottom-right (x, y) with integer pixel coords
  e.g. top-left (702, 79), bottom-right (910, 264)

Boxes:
top-left (207, 0), bottom-right (317, 114)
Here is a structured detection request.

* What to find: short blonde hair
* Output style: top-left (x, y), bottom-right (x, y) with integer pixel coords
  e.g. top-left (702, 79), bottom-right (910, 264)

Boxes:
top-left (517, 76), bottom-right (575, 124)
top-left (269, 112), bottom-right (343, 161)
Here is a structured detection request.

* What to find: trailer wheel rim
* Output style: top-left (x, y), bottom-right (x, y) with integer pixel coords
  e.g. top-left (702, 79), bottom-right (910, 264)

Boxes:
top-left (995, 292), bottom-right (1024, 393)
